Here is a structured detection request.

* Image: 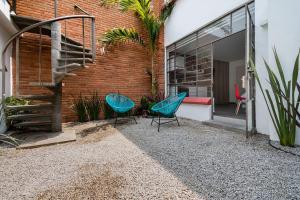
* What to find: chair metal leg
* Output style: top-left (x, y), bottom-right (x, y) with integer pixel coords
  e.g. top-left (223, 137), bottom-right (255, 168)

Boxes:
top-left (158, 114), bottom-right (160, 132)
top-left (151, 115), bottom-right (154, 126)
top-left (132, 115), bottom-right (137, 124)
top-left (114, 115), bottom-right (118, 127)
top-left (175, 115), bottom-right (180, 126)
top-left (235, 101), bottom-right (241, 115)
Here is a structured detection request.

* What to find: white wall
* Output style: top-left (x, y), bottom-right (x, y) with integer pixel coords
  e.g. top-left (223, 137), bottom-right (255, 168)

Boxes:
top-left (165, 0), bottom-right (249, 46)
top-left (0, 0), bottom-right (16, 97)
top-left (256, 0), bottom-right (300, 144)
top-left (177, 104), bottom-right (212, 121)
top-left (166, 0), bottom-right (300, 144)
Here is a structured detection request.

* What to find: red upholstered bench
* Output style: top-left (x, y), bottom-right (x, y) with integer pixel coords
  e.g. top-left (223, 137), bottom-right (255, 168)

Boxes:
top-left (182, 97), bottom-right (212, 105)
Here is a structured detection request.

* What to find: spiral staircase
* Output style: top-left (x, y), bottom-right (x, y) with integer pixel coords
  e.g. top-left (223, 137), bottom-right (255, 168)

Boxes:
top-left (1, 4), bottom-right (96, 132)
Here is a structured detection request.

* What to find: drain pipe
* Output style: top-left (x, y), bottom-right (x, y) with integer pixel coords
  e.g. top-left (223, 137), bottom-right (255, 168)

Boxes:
top-left (54, 0), bottom-right (58, 17)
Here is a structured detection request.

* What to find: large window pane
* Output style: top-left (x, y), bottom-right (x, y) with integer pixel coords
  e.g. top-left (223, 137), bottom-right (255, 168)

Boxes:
top-left (232, 7), bottom-right (246, 33)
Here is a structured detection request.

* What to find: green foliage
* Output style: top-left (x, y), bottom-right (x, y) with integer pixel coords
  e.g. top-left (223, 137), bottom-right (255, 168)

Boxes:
top-left (0, 133), bottom-right (19, 147)
top-left (4, 96), bottom-right (30, 126)
top-left (135, 92), bottom-right (165, 116)
top-left (86, 91), bottom-right (102, 121)
top-left (99, 0), bottom-right (176, 96)
top-left (101, 28), bottom-right (144, 47)
top-left (103, 101), bottom-right (114, 119)
top-left (71, 94), bottom-right (88, 122)
top-left (250, 49), bottom-right (299, 147)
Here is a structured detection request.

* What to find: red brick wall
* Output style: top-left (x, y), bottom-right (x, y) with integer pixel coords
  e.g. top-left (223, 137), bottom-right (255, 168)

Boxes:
top-left (14, 0), bottom-right (165, 122)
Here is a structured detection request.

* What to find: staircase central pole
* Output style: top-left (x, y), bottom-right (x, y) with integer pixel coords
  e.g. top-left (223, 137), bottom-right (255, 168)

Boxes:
top-left (51, 17), bottom-right (62, 132)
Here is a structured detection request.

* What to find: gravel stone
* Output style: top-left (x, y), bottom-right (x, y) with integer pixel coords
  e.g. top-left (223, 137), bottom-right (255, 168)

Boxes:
top-left (0, 118), bottom-right (299, 200)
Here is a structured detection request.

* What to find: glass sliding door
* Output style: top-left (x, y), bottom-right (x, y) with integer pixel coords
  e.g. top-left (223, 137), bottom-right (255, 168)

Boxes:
top-left (166, 2), bottom-right (255, 133)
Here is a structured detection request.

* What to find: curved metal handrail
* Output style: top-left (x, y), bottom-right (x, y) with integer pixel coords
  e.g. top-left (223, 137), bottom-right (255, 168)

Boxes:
top-left (1, 14), bottom-right (96, 99)
top-left (2, 15), bottom-right (94, 56)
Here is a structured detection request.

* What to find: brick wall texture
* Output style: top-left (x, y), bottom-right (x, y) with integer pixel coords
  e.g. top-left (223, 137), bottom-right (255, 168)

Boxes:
top-left (14, 0), bottom-right (165, 122)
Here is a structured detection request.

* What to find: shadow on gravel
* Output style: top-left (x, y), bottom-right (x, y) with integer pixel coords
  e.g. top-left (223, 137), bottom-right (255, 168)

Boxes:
top-left (116, 117), bottom-right (300, 200)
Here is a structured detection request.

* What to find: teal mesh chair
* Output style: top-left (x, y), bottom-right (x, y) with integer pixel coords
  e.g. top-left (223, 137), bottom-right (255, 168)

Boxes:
top-left (151, 92), bottom-right (187, 131)
top-left (106, 93), bottom-right (137, 127)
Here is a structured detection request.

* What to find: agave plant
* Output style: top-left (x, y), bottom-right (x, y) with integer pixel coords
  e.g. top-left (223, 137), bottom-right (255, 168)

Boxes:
top-left (99, 0), bottom-right (177, 96)
top-left (71, 93), bottom-right (88, 122)
top-left (85, 91), bottom-right (102, 121)
top-left (250, 49), bottom-right (299, 147)
top-left (0, 133), bottom-right (19, 147)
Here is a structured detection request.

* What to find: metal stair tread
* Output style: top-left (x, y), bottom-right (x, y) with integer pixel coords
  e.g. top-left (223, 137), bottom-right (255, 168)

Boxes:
top-left (18, 95), bottom-right (54, 100)
top-left (7, 113), bottom-right (52, 120)
top-left (61, 41), bottom-right (91, 52)
top-left (60, 50), bottom-right (93, 56)
top-left (6, 103), bottom-right (53, 110)
top-left (29, 82), bottom-right (56, 87)
top-left (56, 63), bottom-right (82, 69)
top-left (13, 120), bottom-right (52, 127)
top-left (58, 58), bottom-right (93, 62)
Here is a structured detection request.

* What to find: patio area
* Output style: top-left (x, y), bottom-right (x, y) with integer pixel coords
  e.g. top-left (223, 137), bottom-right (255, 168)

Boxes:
top-left (0, 118), bottom-right (299, 199)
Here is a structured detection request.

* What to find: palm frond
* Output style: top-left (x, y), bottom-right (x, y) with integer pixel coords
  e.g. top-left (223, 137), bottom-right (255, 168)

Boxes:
top-left (99, 0), bottom-right (120, 7)
top-left (101, 28), bottom-right (145, 47)
top-left (160, 0), bottom-right (177, 22)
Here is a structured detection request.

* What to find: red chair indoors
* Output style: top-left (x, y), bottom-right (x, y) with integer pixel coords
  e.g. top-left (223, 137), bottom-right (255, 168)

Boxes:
top-left (235, 84), bottom-right (246, 115)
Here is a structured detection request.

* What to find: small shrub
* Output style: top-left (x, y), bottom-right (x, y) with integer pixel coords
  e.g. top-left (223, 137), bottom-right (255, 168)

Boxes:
top-left (4, 96), bottom-right (30, 126)
top-left (0, 133), bottom-right (19, 147)
top-left (71, 94), bottom-right (88, 122)
top-left (103, 101), bottom-right (114, 119)
top-left (250, 49), bottom-right (299, 147)
top-left (135, 92), bottom-right (166, 117)
top-left (86, 91), bottom-right (101, 121)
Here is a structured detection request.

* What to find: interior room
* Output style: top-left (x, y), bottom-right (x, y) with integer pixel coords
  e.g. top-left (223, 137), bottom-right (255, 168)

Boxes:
top-left (212, 30), bottom-right (246, 120)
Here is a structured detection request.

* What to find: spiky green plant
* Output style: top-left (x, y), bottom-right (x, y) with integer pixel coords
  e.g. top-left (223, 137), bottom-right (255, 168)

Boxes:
top-left (86, 91), bottom-right (102, 121)
top-left (250, 49), bottom-right (299, 147)
top-left (99, 0), bottom-right (177, 96)
top-left (71, 94), bottom-right (88, 122)
top-left (0, 133), bottom-right (19, 147)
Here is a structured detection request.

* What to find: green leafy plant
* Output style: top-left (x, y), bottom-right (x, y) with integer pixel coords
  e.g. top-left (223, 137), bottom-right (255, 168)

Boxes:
top-left (250, 49), bottom-right (299, 147)
top-left (99, 0), bottom-right (177, 96)
top-left (4, 96), bottom-right (30, 126)
top-left (103, 101), bottom-right (115, 119)
top-left (135, 92), bottom-right (165, 116)
top-left (71, 94), bottom-right (88, 122)
top-left (86, 91), bottom-right (102, 121)
top-left (0, 133), bottom-right (19, 147)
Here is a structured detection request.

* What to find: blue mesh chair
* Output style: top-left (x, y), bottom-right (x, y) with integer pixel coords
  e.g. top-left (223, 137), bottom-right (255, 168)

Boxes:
top-left (106, 93), bottom-right (137, 127)
top-left (151, 92), bottom-right (187, 131)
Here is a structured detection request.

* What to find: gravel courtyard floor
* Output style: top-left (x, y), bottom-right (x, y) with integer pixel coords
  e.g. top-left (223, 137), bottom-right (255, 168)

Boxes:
top-left (0, 118), bottom-right (300, 200)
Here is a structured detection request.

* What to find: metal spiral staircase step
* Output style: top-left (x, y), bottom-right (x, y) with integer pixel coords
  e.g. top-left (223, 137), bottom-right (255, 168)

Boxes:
top-left (29, 82), bottom-right (56, 87)
top-left (13, 120), bottom-right (52, 128)
top-left (18, 95), bottom-right (55, 101)
top-left (6, 103), bottom-right (53, 111)
top-left (60, 50), bottom-right (93, 58)
top-left (7, 113), bottom-right (52, 120)
top-left (61, 41), bottom-right (91, 52)
top-left (58, 58), bottom-right (93, 65)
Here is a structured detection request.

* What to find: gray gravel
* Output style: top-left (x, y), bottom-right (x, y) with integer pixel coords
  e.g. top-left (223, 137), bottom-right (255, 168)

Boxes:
top-left (0, 118), bottom-right (300, 200)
